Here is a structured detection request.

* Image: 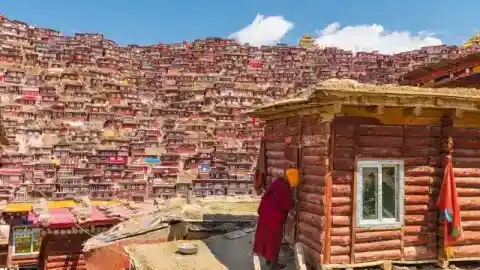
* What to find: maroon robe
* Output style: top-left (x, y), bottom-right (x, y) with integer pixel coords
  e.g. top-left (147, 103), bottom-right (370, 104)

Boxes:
top-left (253, 178), bottom-right (293, 262)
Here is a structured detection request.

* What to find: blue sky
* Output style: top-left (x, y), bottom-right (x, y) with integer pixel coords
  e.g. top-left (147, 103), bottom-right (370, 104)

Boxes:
top-left (2, 0), bottom-right (479, 53)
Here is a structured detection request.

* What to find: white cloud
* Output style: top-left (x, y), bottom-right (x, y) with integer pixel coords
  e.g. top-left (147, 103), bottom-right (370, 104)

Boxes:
top-left (315, 23), bottom-right (443, 54)
top-left (229, 14), bottom-right (294, 46)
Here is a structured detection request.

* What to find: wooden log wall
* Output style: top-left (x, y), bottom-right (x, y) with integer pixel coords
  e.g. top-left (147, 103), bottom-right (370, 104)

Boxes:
top-left (11, 254), bottom-right (39, 268)
top-left (40, 234), bottom-right (90, 270)
top-left (330, 118), bottom-right (440, 265)
top-left (442, 125), bottom-right (480, 258)
top-left (330, 120), bottom-right (354, 265)
top-left (264, 115), bottom-right (331, 266)
top-left (264, 118), bottom-right (289, 186)
top-left (0, 245), bottom-right (7, 267)
top-left (264, 117), bottom-right (299, 250)
top-left (399, 125), bottom-right (439, 262)
top-left (297, 115), bottom-right (330, 265)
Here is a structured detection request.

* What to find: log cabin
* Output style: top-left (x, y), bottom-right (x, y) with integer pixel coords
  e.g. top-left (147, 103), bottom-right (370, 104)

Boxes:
top-left (249, 79), bottom-right (480, 269)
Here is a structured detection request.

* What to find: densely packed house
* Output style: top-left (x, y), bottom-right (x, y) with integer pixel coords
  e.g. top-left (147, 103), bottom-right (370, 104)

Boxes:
top-left (0, 14), bottom-right (479, 202)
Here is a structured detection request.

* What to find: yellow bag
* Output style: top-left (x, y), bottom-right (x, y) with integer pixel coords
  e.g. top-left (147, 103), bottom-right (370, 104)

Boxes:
top-left (285, 168), bottom-right (299, 187)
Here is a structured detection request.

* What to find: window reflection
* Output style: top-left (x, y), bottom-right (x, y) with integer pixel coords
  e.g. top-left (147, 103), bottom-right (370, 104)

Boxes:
top-left (382, 166), bottom-right (396, 219)
top-left (362, 167), bottom-right (378, 220)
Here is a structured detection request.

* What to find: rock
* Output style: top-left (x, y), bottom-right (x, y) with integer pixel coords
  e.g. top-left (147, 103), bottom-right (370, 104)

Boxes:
top-left (181, 204), bottom-right (204, 219)
top-left (224, 230), bottom-right (247, 240)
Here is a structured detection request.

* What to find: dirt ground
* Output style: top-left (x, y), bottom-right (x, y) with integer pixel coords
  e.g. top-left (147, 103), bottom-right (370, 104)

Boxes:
top-left (204, 231), bottom-right (296, 270)
top-left (125, 229), bottom-right (296, 270)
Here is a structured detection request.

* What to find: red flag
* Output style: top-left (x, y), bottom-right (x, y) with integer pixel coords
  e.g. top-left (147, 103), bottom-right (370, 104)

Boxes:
top-left (437, 154), bottom-right (463, 250)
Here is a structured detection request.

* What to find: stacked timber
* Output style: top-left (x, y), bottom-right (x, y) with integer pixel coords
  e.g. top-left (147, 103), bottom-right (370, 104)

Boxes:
top-left (264, 118), bottom-right (288, 186)
top-left (284, 116), bottom-right (302, 246)
top-left (41, 234), bottom-right (90, 270)
top-left (402, 126), bottom-right (439, 261)
top-left (297, 115), bottom-right (330, 265)
top-left (331, 121), bottom-right (354, 264)
top-left (11, 254), bottom-right (39, 268)
top-left (443, 126), bottom-right (480, 258)
top-left (45, 253), bottom-right (86, 270)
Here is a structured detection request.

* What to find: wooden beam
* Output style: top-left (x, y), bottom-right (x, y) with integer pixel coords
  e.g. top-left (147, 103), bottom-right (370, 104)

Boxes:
top-left (376, 105), bottom-right (385, 115)
top-left (333, 102), bottom-right (343, 114)
top-left (456, 108), bottom-right (464, 118)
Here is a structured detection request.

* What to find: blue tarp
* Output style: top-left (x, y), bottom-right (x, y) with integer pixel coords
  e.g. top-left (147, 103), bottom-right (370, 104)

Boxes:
top-left (144, 157), bottom-right (161, 164)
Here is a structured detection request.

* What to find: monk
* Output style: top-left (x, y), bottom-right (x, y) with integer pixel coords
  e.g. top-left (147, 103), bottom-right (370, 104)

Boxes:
top-left (253, 168), bottom-right (299, 269)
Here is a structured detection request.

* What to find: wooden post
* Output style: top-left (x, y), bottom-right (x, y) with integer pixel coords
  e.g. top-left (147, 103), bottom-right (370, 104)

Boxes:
top-left (295, 242), bottom-right (307, 270)
top-left (253, 255), bottom-right (261, 270)
top-left (324, 120), bottom-right (334, 264)
top-left (400, 125), bottom-right (406, 261)
top-left (350, 123), bottom-right (358, 264)
top-left (437, 115), bottom-right (453, 269)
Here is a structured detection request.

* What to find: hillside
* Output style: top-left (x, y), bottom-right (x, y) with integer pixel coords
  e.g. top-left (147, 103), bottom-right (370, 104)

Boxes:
top-left (0, 15), bottom-right (477, 201)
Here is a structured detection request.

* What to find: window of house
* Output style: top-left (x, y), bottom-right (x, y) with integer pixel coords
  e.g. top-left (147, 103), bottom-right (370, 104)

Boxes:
top-left (12, 227), bottom-right (41, 255)
top-left (356, 160), bottom-right (404, 227)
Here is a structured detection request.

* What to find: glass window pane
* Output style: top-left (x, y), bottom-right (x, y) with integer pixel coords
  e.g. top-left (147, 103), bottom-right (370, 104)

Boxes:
top-left (382, 166), bottom-right (397, 220)
top-left (32, 231), bottom-right (42, 253)
top-left (14, 233), bottom-right (32, 254)
top-left (362, 167), bottom-right (378, 220)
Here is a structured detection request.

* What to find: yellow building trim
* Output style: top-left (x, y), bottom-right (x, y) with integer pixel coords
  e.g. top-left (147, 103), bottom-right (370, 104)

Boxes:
top-left (463, 33), bottom-right (480, 48)
top-left (4, 200), bottom-right (122, 213)
top-left (472, 65), bottom-right (480, 74)
top-left (299, 34), bottom-right (315, 48)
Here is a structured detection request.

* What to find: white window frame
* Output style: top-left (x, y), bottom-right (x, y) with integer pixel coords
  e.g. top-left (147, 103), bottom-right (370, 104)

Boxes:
top-left (356, 160), bottom-right (404, 228)
top-left (12, 227), bottom-right (41, 256)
